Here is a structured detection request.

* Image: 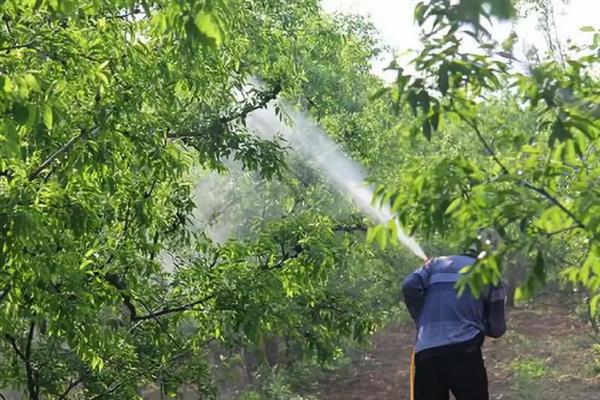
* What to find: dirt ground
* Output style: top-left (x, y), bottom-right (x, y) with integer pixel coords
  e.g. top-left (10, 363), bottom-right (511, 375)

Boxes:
top-left (316, 298), bottom-right (600, 400)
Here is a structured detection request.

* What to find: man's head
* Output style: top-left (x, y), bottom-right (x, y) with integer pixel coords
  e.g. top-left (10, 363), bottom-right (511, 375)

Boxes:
top-left (465, 228), bottom-right (501, 257)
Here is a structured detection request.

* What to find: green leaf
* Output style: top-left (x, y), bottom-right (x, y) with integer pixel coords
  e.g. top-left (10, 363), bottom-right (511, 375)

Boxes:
top-left (533, 250), bottom-right (546, 284)
top-left (366, 225), bottom-right (381, 243)
top-left (370, 86), bottom-right (390, 100)
top-left (26, 104), bottom-right (38, 129)
top-left (549, 118), bottom-right (570, 146)
top-left (591, 294), bottom-right (600, 318)
top-left (3, 121), bottom-right (20, 157)
top-left (11, 102), bottom-right (29, 124)
top-left (414, 2), bottom-right (427, 25)
top-left (580, 26), bottom-right (595, 32)
top-left (514, 286), bottom-right (525, 302)
top-left (438, 64), bottom-right (449, 96)
top-left (376, 226), bottom-right (388, 250)
top-left (422, 119), bottom-right (431, 141)
top-left (445, 198), bottom-right (462, 214)
top-left (79, 259), bottom-right (94, 270)
top-left (407, 91), bottom-right (418, 116)
top-left (488, 0), bottom-right (514, 20)
top-left (1, 76), bottom-right (14, 93)
top-left (24, 73), bottom-right (40, 92)
top-left (431, 107), bottom-right (440, 131)
top-left (195, 10), bottom-right (224, 47)
top-left (43, 104), bottom-right (53, 129)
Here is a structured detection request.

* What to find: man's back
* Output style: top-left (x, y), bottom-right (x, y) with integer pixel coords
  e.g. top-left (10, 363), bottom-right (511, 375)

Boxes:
top-left (403, 255), bottom-right (506, 353)
top-left (412, 256), bottom-right (487, 352)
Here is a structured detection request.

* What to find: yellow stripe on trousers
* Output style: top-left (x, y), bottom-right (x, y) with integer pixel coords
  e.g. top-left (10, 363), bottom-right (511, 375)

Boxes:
top-left (410, 349), bottom-right (416, 400)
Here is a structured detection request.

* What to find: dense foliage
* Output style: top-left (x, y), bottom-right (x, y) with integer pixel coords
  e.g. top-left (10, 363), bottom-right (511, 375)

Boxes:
top-left (1, 0), bottom-right (598, 398)
top-left (0, 0), bottom-right (412, 398)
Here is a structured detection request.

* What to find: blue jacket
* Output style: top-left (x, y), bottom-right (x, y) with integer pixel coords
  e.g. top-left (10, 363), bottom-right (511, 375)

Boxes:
top-left (402, 255), bottom-right (506, 354)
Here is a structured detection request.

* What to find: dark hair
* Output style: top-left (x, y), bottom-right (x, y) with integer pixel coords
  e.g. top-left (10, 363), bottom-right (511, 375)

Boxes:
top-left (463, 245), bottom-right (478, 258)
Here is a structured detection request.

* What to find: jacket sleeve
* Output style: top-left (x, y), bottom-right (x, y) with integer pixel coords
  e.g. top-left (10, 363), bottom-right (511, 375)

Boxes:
top-left (401, 265), bottom-right (431, 323)
top-left (483, 283), bottom-right (507, 338)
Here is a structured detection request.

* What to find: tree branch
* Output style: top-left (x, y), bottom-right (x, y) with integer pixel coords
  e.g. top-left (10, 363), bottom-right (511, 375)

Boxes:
top-left (455, 110), bottom-right (510, 174)
top-left (520, 183), bottom-right (586, 229)
top-left (0, 40), bottom-right (36, 52)
top-left (28, 127), bottom-right (99, 181)
top-left (25, 322), bottom-right (39, 400)
top-left (5, 323), bottom-right (38, 400)
top-left (87, 348), bottom-right (197, 400)
top-left (332, 222), bottom-right (368, 233)
top-left (104, 273), bottom-right (139, 321)
top-left (4, 334), bottom-right (26, 361)
top-left (58, 378), bottom-right (82, 400)
top-left (167, 83), bottom-right (281, 139)
top-left (138, 300), bottom-right (182, 347)
top-left (265, 243), bottom-right (304, 270)
top-left (104, 9), bottom-right (141, 20)
top-left (455, 109), bottom-right (586, 230)
top-left (546, 224), bottom-right (581, 237)
top-left (25, 321), bottom-right (34, 363)
top-left (131, 293), bottom-right (216, 324)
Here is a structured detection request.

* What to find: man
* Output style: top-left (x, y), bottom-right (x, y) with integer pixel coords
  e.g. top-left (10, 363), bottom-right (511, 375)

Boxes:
top-left (402, 235), bottom-right (507, 400)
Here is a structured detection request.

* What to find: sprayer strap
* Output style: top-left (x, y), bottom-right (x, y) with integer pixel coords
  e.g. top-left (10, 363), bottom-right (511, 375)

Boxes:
top-left (429, 272), bottom-right (460, 285)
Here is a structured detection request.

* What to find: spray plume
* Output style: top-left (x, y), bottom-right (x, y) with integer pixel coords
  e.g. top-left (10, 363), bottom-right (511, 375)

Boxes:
top-left (244, 101), bottom-right (428, 261)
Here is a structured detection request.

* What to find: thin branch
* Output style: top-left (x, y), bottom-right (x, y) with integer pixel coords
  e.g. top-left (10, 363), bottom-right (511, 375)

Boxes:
top-left (455, 109), bottom-right (586, 230)
top-left (25, 321), bottom-right (34, 362)
top-left (25, 322), bottom-right (38, 400)
top-left (138, 300), bottom-right (181, 347)
top-left (222, 83), bottom-right (281, 124)
top-left (28, 127), bottom-right (99, 181)
top-left (208, 250), bottom-right (220, 270)
top-left (456, 111), bottom-right (509, 174)
top-left (546, 224), bottom-right (581, 237)
top-left (521, 183), bottom-right (586, 229)
top-left (58, 377), bottom-right (82, 400)
top-left (4, 334), bottom-right (26, 361)
top-left (266, 243), bottom-right (303, 270)
top-left (5, 324), bottom-right (38, 400)
top-left (167, 83), bottom-right (281, 139)
top-left (0, 40), bottom-right (36, 52)
top-left (104, 273), bottom-right (139, 321)
top-left (88, 380), bottom-right (125, 400)
top-left (332, 223), bottom-right (368, 233)
top-left (4, 19), bottom-right (12, 35)
top-left (132, 293), bottom-right (216, 323)
top-left (104, 9), bottom-right (141, 20)
top-left (87, 348), bottom-right (197, 400)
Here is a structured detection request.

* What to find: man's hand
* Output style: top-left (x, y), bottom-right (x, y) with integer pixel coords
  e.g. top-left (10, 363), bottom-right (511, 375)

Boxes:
top-left (423, 257), bottom-right (433, 269)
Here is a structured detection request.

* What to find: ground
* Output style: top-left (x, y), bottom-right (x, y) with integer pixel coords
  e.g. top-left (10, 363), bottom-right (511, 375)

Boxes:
top-left (315, 296), bottom-right (600, 400)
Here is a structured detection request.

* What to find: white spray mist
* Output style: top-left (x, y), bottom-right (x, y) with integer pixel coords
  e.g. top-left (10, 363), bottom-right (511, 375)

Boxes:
top-left (245, 101), bottom-right (428, 261)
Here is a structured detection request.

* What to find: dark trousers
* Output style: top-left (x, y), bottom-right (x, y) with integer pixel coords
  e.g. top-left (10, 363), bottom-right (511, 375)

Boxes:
top-left (414, 347), bottom-right (489, 400)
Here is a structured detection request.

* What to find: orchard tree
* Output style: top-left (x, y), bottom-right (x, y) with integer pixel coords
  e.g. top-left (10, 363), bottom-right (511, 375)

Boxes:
top-left (371, 0), bottom-right (600, 322)
top-left (0, 0), bottom-right (410, 398)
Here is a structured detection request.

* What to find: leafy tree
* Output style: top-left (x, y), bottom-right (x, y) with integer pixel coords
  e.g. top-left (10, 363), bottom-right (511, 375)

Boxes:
top-left (372, 0), bottom-right (600, 321)
top-left (0, 0), bottom-right (411, 398)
